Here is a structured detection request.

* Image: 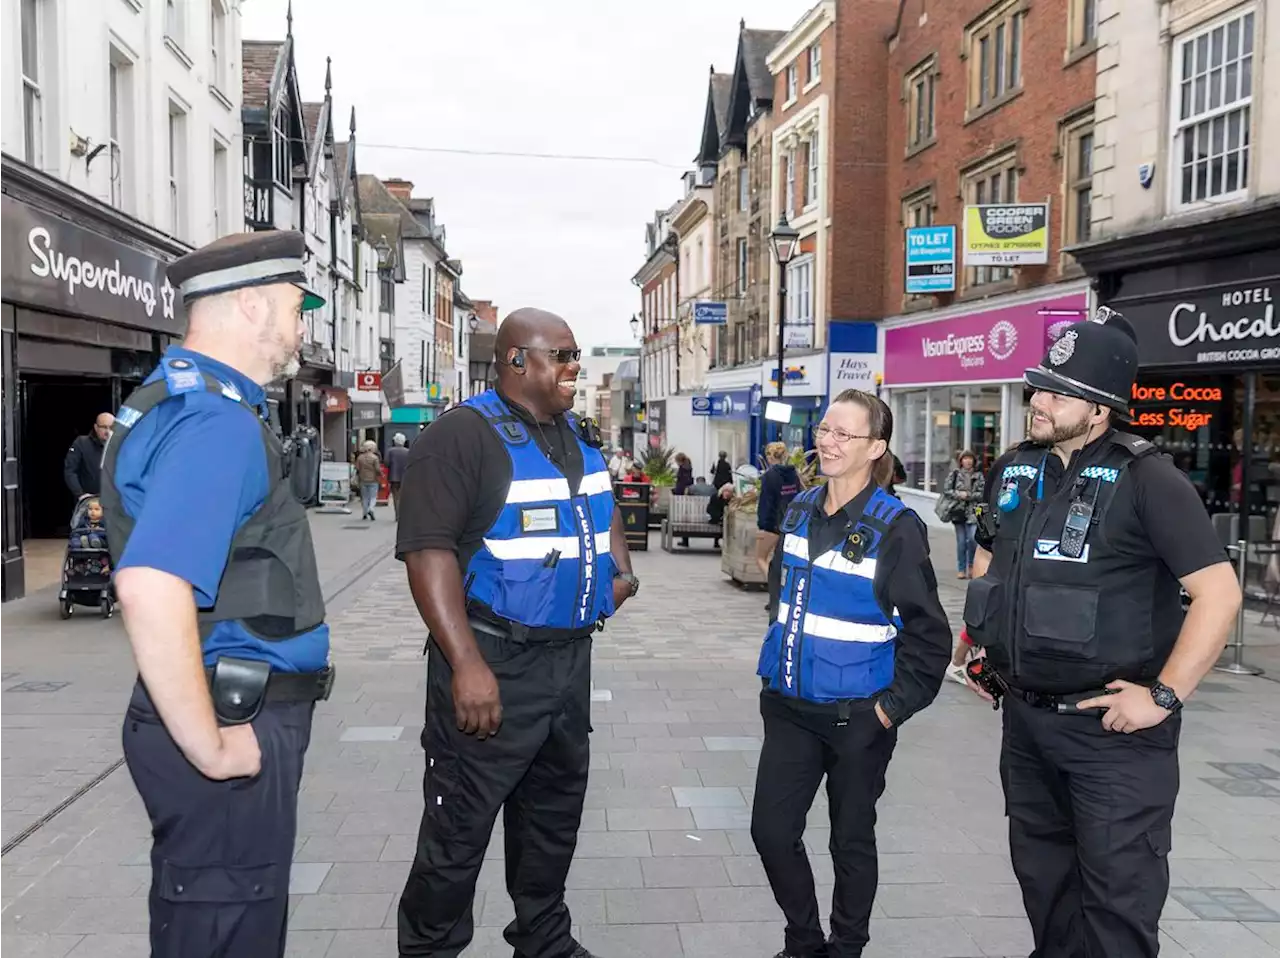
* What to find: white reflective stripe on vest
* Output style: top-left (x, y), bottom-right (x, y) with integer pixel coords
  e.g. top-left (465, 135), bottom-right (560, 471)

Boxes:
top-left (506, 477), bottom-right (572, 504)
top-left (578, 470), bottom-right (613, 496)
top-left (783, 534), bottom-right (808, 560)
top-left (775, 602), bottom-right (897, 644)
top-left (811, 551), bottom-right (877, 580)
top-left (483, 530), bottom-right (612, 561)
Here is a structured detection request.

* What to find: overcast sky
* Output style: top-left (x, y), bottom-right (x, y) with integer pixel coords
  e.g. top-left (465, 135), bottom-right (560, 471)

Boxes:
top-left (241, 0), bottom-right (814, 349)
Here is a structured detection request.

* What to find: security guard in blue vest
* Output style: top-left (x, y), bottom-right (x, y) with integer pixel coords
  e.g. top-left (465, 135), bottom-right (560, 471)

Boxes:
top-left (751, 389), bottom-right (952, 958)
top-left (394, 308), bottom-right (636, 958)
top-left (99, 230), bottom-right (335, 958)
top-left (964, 307), bottom-right (1241, 958)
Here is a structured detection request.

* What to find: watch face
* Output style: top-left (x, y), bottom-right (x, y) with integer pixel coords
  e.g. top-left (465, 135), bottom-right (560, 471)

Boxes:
top-left (1152, 685), bottom-right (1177, 709)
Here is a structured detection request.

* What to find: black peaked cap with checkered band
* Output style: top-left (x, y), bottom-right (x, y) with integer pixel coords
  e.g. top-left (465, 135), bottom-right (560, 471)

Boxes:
top-left (1024, 305), bottom-right (1139, 420)
top-left (165, 229), bottom-right (325, 311)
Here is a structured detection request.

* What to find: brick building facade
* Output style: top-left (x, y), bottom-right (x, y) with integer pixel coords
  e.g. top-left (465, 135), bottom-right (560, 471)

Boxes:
top-left (878, 0), bottom-right (1101, 515)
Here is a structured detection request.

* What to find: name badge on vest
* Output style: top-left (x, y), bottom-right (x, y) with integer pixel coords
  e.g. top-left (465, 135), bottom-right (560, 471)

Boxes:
top-left (520, 507), bottom-right (559, 533)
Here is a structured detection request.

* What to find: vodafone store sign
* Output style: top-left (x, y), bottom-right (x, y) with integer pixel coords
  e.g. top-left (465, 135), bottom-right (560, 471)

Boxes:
top-left (883, 294), bottom-right (1086, 386)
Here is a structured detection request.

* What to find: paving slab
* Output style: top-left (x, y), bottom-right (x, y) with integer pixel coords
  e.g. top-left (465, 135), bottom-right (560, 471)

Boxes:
top-left (4, 525), bottom-right (1280, 957)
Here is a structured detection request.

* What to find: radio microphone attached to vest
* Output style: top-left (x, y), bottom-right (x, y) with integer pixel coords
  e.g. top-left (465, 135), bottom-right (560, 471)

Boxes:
top-left (543, 548), bottom-right (561, 568)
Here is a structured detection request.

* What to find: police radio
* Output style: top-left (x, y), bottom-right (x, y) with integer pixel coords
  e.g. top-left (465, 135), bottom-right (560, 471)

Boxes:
top-left (1058, 500), bottom-right (1093, 559)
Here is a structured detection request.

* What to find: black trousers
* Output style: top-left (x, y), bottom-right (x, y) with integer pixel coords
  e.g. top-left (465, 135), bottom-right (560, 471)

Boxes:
top-left (398, 633), bottom-right (593, 958)
top-left (122, 681), bottom-right (314, 958)
top-left (1000, 695), bottom-right (1181, 958)
top-left (750, 693), bottom-right (898, 958)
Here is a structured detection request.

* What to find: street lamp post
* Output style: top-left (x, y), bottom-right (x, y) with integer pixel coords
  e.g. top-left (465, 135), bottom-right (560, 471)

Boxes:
top-left (769, 213), bottom-right (800, 407)
top-left (629, 313), bottom-right (642, 455)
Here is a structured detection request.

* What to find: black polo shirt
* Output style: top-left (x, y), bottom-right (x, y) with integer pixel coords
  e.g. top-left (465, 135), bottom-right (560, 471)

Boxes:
top-left (977, 431), bottom-right (1227, 579)
top-left (395, 391), bottom-right (585, 572)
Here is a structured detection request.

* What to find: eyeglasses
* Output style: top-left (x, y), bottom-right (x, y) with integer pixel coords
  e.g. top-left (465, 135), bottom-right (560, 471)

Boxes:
top-left (815, 424), bottom-right (873, 443)
top-left (517, 346), bottom-right (581, 364)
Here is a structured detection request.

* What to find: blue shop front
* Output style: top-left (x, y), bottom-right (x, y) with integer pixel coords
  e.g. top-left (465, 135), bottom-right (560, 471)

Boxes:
top-left (759, 356), bottom-right (830, 455)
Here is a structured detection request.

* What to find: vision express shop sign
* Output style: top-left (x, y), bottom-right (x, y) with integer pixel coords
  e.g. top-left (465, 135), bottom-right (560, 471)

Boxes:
top-left (1121, 281), bottom-right (1280, 368)
top-left (963, 203), bottom-right (1049, 267)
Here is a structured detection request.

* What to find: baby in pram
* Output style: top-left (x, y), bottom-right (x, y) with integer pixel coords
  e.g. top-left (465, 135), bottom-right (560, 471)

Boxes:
top-left (68, 496), bottom-right (110, 575)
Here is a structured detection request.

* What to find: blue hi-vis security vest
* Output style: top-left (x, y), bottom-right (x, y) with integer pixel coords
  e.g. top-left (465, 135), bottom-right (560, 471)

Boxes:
top-left (758, 486), bottom-right (904, 704)
top-left (461, 390), bottom-right (617, 635)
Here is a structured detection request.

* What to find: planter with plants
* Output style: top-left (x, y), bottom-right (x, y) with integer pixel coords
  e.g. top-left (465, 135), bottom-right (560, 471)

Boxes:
top-left (641, 446), bottom-right (676, 528)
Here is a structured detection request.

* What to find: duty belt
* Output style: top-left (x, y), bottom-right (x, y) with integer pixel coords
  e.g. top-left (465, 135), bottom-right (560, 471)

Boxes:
top-left (205, 657), bottom-right (335, 725)
top-left (1006, 682), bottom-right (1145, 715)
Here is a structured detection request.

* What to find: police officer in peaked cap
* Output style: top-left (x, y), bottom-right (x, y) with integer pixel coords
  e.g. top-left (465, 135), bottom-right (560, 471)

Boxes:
top-left (962, 306), bottom-right (1242, 957)
top-left (99, 229), bottom-right (333, 958)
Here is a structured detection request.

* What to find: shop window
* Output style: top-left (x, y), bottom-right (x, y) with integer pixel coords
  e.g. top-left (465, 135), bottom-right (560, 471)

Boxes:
top-left (1172, 7), bottom-right (1254, 209)
top-left (966, 0), bottom-right (1024, 117)
top-left (1062, 114), bottom-right (1094, 246)
top-left (905, 56), bottom-right (937, 151)
top-left (894, 385), bottom-right (1004, 491)
top-left (963, 152), bottom-right (1018, 288)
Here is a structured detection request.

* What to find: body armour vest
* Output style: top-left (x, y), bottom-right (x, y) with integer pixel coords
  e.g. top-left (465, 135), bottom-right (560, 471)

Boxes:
top-left (98, 362), bottom-right (326, 641)
top-left (757, 486), bottom-right (905, 704)
top-left (461, 390), bottom-right (617, 636)
top-left (967, 431), bottom-right (1181, 694)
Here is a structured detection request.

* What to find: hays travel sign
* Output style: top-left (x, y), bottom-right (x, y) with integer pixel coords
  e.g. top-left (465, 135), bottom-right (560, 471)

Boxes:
top-left (1121, 282), bottom-right (1280, 368)
top-left (1, 196), bottom-right (181, 334)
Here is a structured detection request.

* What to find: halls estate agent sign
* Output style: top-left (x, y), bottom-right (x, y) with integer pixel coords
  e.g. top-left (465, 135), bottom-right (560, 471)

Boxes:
top-left (1, 196), bottom-right (181, 333)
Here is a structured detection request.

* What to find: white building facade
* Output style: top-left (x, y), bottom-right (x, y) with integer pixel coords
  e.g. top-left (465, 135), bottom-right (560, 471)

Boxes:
top-left (0, 0), bottom-right (244, 600)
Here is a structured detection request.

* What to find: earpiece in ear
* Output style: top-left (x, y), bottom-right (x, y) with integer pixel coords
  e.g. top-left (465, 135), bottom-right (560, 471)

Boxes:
top-left (510, 351), bottom-right (525, 369)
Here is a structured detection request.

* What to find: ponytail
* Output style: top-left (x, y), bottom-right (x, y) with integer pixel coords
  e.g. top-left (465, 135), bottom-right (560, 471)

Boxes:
top-left (872, 452), bottom-right (894, 490)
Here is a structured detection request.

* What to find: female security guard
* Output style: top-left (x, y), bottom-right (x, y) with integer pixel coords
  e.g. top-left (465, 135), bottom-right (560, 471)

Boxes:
top-left (750, 389), bottom-right (951, 958)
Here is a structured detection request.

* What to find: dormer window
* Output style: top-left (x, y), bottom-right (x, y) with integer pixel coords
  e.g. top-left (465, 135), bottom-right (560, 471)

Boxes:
top-left (272, 104), bottom-right (291, 189)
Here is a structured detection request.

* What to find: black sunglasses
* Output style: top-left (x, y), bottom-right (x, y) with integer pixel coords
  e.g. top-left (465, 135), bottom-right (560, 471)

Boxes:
top-left (518, 346), bottom-right (581, 364)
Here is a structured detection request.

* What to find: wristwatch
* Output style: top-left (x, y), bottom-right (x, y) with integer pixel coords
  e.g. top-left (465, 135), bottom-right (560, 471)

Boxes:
top-left (616, 573), bottom-right (640, 597)
top-left (1150, 681), bottom-right (1183, 713)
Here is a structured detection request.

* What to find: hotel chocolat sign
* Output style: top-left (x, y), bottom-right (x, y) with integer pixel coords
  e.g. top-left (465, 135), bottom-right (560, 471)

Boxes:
top-left (1122, 281), bottom-right (1280, 368)
top-left (1, 196), bottom-right (182, 334)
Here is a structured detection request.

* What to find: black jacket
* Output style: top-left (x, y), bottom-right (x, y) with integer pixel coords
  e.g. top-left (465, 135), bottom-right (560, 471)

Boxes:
top-left (64, 434), bottom-right (105, 498)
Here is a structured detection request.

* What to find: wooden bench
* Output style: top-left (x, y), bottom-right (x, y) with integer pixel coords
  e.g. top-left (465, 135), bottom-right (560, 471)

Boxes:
top-left (661, 494), bottom-right (722, 552)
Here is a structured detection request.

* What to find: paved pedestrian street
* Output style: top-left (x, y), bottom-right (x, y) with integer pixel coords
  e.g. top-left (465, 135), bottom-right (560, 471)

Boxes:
top-left (4, 522), bottom-right (1280, 957)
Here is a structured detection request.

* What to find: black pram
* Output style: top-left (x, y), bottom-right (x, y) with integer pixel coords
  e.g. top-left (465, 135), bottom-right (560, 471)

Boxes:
top-left (58, 496), bottom-right (115, 619)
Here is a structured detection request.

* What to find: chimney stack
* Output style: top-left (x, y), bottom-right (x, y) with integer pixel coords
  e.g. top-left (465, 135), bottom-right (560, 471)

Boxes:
top-left (383, 178), bottom-right (414, 201)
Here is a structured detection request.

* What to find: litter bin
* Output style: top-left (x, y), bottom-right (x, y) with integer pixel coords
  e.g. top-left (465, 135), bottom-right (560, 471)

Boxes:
top-left (614, 480), bottom-right (650, 552)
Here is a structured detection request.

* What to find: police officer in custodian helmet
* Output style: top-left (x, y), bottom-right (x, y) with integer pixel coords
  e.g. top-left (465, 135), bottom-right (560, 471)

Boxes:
top-left (963, 307), bottom-right (1242, 958)
top-left (100, 230), bottom-right (334, 958)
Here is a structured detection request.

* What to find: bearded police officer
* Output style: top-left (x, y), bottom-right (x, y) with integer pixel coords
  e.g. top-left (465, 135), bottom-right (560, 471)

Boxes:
top-left (752, 389), bottom-right (951, 958)
top-left (100, 230), bottom-right (334, 958)
top-left (964, 307), bottom-right (1241, 958)
top-left (394, 308), bottom-right (635, 958)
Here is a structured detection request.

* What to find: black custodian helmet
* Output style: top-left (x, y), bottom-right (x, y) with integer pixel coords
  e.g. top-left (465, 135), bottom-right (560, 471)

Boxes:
top-left (1024, 305), bottom-right (1138, 420)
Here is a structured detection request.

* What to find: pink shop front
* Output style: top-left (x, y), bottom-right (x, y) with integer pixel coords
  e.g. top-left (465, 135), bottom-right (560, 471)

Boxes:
top-left (879, 285), bottom-right (1091, 513)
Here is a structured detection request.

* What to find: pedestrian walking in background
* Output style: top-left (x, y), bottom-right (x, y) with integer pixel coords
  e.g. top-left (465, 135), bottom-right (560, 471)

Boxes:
top-left (64, 412), bottom-right (114, 501)
top-left (755, 440), bottom-right (801, 619)
top-left (712, 450), bottom-right (733, 489)
top-left (355, 440), bottom-right (381, 520)
top-left (385, 432), bottom-right (410, 518)
top-left (941, 450), bottom-right (984, 580)
top-left (674, 452), bottom-right (694, 495)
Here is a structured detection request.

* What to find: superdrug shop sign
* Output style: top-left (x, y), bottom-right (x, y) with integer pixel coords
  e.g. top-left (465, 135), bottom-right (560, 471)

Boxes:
top-left (1122, 280), bottom-right (1280, 368)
